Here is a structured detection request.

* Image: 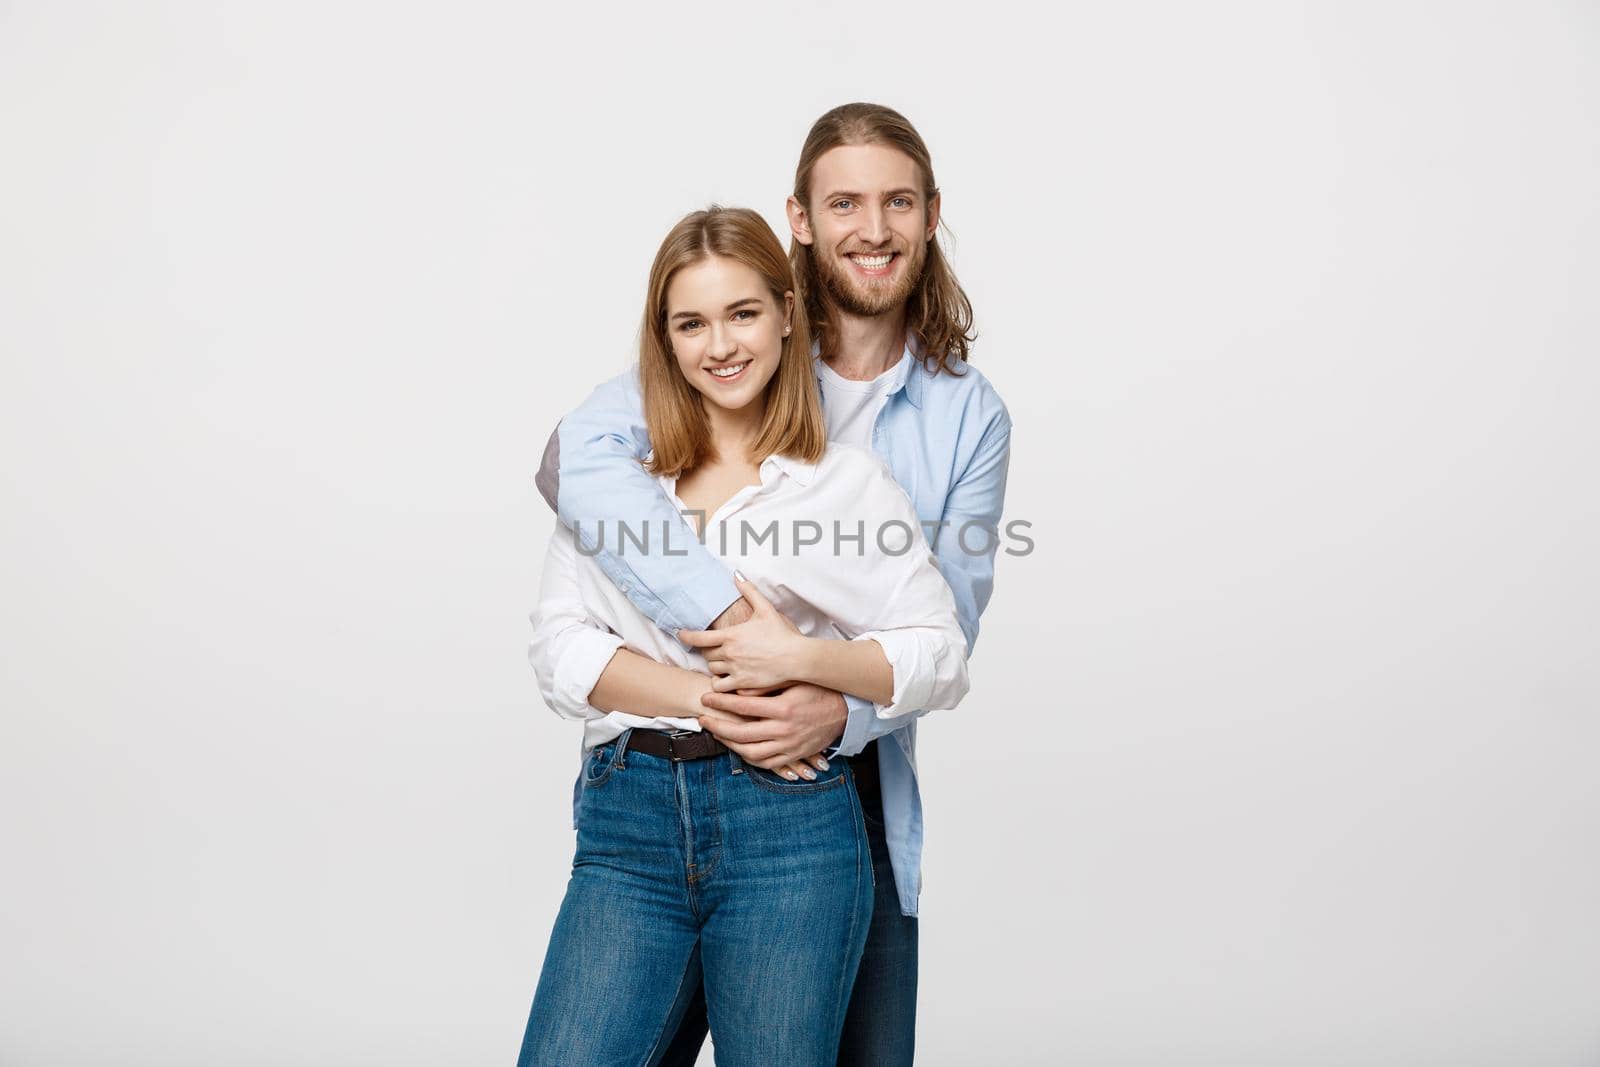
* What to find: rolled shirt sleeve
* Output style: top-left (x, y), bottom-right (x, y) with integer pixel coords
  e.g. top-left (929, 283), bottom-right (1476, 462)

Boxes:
top-left (527, 520), bottom-right (625, 721)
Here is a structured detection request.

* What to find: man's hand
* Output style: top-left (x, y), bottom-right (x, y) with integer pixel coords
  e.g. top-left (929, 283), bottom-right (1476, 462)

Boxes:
top-left (679, 574), bottom-right (809, 693)
top-left (696, 682), bottom-right (848, 776)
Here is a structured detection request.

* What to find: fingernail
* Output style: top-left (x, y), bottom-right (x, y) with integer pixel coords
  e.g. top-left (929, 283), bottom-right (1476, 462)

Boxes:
top-left (801, 768), bottom-right (817, 780)
top-left (817, 759), bottom-right (830, 770)
top-left (734, 569), bottom-right (747, 582)
top-left (784, 770), bottom-right (799, 781)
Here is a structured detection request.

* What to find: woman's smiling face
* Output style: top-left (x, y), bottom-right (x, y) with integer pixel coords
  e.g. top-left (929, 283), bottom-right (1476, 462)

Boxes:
top-left (665, 255), bottom-right (793, 414)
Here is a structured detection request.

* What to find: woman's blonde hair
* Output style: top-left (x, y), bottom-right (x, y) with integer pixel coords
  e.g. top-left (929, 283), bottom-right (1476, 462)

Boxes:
top-left (640, 206), bottom-right (827, 478)
top-left (790, 102), bottom-right (976, 374)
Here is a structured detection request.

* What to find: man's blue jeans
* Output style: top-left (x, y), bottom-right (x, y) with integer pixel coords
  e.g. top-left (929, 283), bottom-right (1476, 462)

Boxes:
top-left (657, 741), bottom-right (920, 1066)
top-left (516, 730), bottom-right (874, 1066)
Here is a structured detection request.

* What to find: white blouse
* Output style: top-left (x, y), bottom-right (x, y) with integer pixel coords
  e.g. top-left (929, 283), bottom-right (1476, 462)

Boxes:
top-left (527, 443), bottom-right (970, 753)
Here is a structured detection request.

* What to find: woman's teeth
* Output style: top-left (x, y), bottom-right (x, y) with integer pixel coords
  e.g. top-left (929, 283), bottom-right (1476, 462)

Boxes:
top-left (710, 362), bottom-right (750, 379)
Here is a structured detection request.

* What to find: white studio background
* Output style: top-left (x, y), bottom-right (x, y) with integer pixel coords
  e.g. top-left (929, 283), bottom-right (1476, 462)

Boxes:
top-left (2, 2), bottom-right (1596, 1065)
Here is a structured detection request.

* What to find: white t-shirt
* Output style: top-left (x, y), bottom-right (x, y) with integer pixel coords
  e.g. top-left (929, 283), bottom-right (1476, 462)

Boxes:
top-left (817, 356), bottom-right (904, 449)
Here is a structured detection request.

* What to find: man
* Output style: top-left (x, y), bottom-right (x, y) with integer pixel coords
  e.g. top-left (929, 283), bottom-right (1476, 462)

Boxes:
top-left (534, 102), bottom-right (1011, 1065)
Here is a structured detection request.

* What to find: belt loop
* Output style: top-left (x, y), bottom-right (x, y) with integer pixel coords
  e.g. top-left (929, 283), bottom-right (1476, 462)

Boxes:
top-left (614, 728), bottom-right (634, 771)
top-left (727, 748), bottom-right (744, 775)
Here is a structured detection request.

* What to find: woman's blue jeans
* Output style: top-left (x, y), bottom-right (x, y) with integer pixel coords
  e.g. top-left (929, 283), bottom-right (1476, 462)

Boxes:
top-left (516, 729), bottom-right (875, 1067)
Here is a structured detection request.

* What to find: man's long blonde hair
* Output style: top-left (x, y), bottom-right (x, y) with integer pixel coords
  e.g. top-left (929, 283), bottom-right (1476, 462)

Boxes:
top-left (639, 206), bottom-right (827, 478)
top-left (790, 102), bottom-right (977, 374)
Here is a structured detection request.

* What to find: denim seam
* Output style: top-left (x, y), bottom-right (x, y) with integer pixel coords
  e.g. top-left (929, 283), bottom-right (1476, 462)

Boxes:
top-left (686, 759), bottom-right (722, 886)
top-left (675, 762), bottom-right (707, 919)
top-left (583, 744), bottom-right (616, 789)
top-left (832, 766), bottom-right (871, 1035)
top-left (697, 759), bottom-right (723, 884)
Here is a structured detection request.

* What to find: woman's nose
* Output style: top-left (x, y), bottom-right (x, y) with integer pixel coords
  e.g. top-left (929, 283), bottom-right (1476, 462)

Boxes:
top-left (708, 322), bottom-right (738, 357)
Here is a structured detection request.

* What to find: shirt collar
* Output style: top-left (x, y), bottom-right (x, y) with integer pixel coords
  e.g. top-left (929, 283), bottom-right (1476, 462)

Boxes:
top-left (649, 449), bottom-right (817, 492)
top-left (762, 451), bottom-right (817, 487)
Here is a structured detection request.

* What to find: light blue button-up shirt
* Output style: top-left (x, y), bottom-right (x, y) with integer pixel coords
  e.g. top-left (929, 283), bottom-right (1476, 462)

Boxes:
top-left (545, 344), bottom-right (1011, 916)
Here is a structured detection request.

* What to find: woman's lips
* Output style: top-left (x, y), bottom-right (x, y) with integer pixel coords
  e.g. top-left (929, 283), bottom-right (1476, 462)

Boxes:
top-left (707, 360), bottom-right (751, 383)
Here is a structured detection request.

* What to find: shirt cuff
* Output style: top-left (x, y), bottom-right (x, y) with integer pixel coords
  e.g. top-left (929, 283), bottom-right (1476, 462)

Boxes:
top-left (666, 572), bottom-right (742, 634)
top-left (829, 693), bottom-right (878, 759)
top-left (553, 632), bottom-right (626, 717)
top-left (852, 630), bottom-right (931, 719)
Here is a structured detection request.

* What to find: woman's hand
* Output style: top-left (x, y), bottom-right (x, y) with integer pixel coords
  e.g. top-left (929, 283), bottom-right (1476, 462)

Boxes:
top-left (697, 705), bottom-right (833, 781)
top-left (678, 573), bottom-right (810, 693)
top-left (773, 753), bottom-right (833, 781)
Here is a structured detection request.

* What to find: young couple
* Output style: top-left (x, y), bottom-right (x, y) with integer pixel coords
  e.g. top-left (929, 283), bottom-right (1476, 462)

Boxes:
top-left (517, 103), bottom-right (1012, 1066)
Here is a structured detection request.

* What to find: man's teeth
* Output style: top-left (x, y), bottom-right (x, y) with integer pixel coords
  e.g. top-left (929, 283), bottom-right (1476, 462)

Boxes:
top-left (710, 362), bottom-right (749, 378)
top-left (850, 253), bottom-right (893, 268)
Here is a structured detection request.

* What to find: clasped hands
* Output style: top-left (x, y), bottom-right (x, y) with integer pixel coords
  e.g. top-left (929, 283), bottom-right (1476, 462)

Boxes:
top-left (677, 574), bottom-right (847, 782)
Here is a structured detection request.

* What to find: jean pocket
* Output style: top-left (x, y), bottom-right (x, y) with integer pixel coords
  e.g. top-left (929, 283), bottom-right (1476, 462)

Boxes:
top-left (744, 760), bottom-right (850, 796)
top-left (583, 742), bottom-right (618, 789)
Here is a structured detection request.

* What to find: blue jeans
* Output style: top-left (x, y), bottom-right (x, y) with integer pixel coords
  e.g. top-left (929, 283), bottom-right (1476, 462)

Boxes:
top-left (657, 743), bottom-right (920, 1066)
top-left (516, 730), bottom-right (874, 1066)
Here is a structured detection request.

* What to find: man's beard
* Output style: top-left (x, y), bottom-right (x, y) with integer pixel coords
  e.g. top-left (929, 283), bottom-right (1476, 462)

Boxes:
top-left (811, 240), bottom-right (926, 319)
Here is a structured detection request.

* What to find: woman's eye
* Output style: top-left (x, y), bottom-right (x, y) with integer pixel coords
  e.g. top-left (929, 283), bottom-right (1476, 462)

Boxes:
top-left (734, 310), bottom-right (757, 322)
top-left (679, 320), bottom-right (702, 332)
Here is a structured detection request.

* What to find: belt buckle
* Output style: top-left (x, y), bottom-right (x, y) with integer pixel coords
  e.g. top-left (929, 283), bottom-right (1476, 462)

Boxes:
top-left (665, 728), bottom-right (696, 762)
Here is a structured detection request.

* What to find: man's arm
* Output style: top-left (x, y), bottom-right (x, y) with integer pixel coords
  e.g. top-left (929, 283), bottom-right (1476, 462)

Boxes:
top-left (537, 367), bottom-right (742, 635)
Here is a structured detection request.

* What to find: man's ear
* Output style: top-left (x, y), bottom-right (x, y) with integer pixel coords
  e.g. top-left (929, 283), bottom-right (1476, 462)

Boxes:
top-left (925, 190), bottom-right (942, 241)
top-left (786, 195), bottom-right (814, 246)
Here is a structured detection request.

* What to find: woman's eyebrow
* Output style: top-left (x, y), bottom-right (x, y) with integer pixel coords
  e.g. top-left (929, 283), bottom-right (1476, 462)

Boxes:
top-left (670, 297), bottom-right (762, 321)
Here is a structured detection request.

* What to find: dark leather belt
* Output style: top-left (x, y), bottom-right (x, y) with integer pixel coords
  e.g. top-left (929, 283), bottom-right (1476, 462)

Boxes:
top-left (625, 728), bottom-right (729, 762)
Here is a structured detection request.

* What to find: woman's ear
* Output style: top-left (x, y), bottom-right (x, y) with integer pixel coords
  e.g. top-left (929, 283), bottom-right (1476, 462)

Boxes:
top-left (783, 290), bottom-right (795, 331)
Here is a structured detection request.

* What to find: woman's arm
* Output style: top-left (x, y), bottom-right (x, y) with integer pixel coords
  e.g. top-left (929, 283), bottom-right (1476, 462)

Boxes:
top-left (528, 521), bottom-right (627, 721)
top-left (684, 573), bottom-right (895, 704)
top-left (680, 452), bottom-right (970, 717)
top-left (791, 634), bottom-right (894, 706)
top-left (530, 516), bottom-right (718, 720)
top-left (586, 646), bottom-right (715, 720)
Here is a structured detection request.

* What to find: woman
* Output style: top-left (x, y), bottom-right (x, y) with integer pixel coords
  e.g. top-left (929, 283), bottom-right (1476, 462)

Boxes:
top-left (517, 207), bottom-right (968, 1066)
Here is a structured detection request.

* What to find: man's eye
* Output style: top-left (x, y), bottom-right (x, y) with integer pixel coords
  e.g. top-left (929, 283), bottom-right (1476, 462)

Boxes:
top-left (891, 197), bottom-right (912, 208)
top-left (833, 199), bottom-right (854, 211)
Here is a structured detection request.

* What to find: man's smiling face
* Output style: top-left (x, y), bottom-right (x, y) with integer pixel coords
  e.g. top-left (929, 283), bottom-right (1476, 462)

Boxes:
top-left (790, 143), bottom-right (941, 318)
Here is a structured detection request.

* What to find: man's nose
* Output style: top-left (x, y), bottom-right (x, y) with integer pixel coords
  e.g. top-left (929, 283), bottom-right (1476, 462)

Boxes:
top-left (859, 205), bottom-right (890, 245)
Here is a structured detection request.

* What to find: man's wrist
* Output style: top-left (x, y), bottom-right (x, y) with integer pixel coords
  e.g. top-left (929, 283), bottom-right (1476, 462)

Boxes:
top-left (709, 595), bottom-right (752, 631)
top-left (826, 686), bottom-right (849, 741)
top-left (829, 693), bottom-right (876, 758)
